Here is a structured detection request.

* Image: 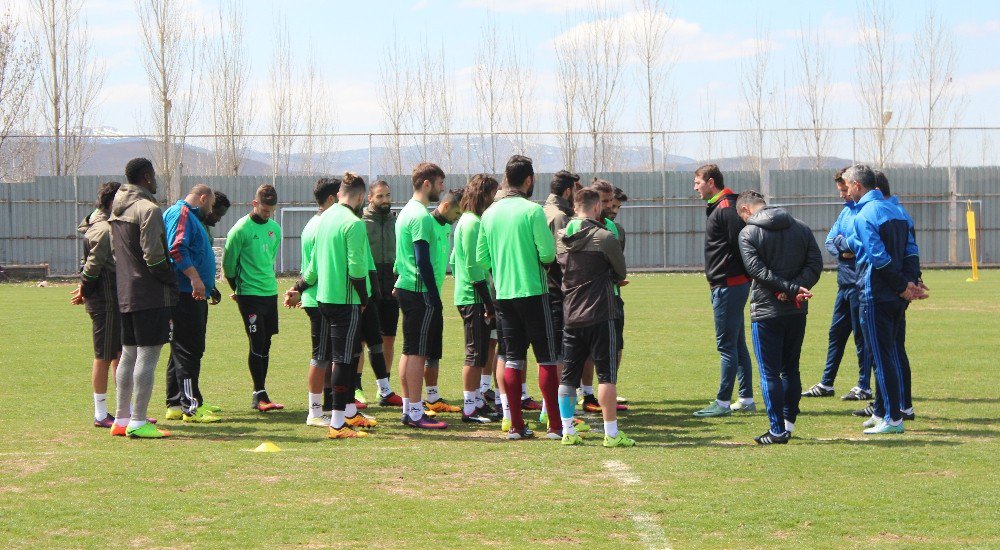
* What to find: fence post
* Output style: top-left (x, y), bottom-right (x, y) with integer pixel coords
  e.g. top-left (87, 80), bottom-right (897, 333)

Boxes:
top-left (851, 128), bottom-right (857, 164)
top-left (368, 134), bottom-right (373, 181)
top-left (465, 133), bottom-right (471, 176)
top-left (73, 174), bottom-right (80, 271)
top-left (661, 132), bottom-right (668, 269)
top-left (948, 128), bottom-right (958, 264)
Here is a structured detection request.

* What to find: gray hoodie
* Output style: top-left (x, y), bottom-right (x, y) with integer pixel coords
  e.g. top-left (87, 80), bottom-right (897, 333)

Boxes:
top-left (556, 217), bottom-right (627, 329)
top-left (109, 183), bottom-right (177, 313)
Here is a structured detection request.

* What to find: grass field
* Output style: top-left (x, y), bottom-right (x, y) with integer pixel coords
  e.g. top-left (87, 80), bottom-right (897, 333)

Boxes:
top-left (1, 270), bottom-right (998, 548)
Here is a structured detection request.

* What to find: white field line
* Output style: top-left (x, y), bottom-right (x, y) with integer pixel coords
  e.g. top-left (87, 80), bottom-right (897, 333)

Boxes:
top-left (603, 459), bottom-right (671, 550)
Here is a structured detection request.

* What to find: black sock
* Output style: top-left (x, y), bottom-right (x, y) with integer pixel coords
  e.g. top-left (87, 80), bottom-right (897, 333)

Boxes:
top-left (322, 388), bottom-right (334, 411)
top-left (248, 353), bottom-right (266, 392)
top-left (355, 372), bottom-right (363, 392)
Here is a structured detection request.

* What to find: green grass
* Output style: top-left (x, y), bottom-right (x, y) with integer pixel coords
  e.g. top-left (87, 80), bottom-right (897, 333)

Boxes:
top-left (1, 271), bottom-right (998, 548)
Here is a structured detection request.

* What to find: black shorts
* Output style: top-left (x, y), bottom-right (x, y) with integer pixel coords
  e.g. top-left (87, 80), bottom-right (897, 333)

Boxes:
top-left (614, 317), bottom-right (624, 351)
top-left (458, 304), bottom-right (491, 368)
top-left (377, 297), bottom-right (399, 337)
top-left (89, 309), bottom-right (121, 360)
top-left (548, 295), bottom-right (565, 361)
top-left (305, 307), bottom-right (332, 363)
top-left (494, 309), bottom-right (507, 361)
top-left (562, 320), bottom-right (621, 386)
top-left (121, 307), bottom-right (172, 347)
top-left (495, 294), bottom-right (558, 366)
top-left (237, 295), bottom-right (280, 338)
top-left (318, 303), bottom-right (362, 365)
top-left (397, 288), bottom-right (443, 359)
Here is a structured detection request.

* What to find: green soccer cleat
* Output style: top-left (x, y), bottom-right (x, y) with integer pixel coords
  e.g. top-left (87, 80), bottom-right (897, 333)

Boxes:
top-left (693, 401), bottom-right (732, 417)
top-left (730, 401), bottom-right (757, 414)
top-left (603, 432), bottom-right (636, 448)
top-left (501, 418), bottom-right (512, 433)
top-left (183, 408), bottom-right (221, 423)
top-left (561, 433), bottom-right (585, 446)
top-left (164, 407), bottom-right (183, 421)
top-left (306, 415), bottom-right (331, 428)
top-left (354, 389), bottom-right (368, 405)
top-left (574, 418), bottom-right (591, 432)
top-left (538, 412), bottom-right (548, 425)
top-left (201, 403), bottom-right (223, 413)
top-left (126, 423), bottom-right (171, 439)
top-left (863, 420), bottom-right (904, 435)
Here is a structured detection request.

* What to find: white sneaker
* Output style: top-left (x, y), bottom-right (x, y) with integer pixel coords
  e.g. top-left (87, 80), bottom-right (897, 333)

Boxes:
top-left (306, 415), bottom-right (331, 428)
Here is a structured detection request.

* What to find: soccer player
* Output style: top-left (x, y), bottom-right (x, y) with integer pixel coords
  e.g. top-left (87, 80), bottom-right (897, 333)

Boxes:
top-left (71, 181), bottom-right (122, 428)
top-left (203, 190), bottom-right (230, 229)
top-left (163, 184), bottom-right (221, 423)
top-left (476, 155), bottom-right (560, 440)
top-left (223, 184), bottom-right (284, 412)
top-left (844, 164), bottom-right (925, 434)
top-left (452, 175), bottom-right (501, 423)
top-left (423, 187), bottom-right (464, 413)
top-left (736, 190), bottom-right (823, 445)
top-left (107, 158), bottom-right (175, 438)
top-left (609, 187), bottom-right (628, 223)
top-left (394, 162), bottom-right (448, 429)
top-left (362, 180), bottom-right (404, 407)
top-left (803, 168), bottom-right (872, 401)
top-left (556, 188), bottom-right (634, 448)
top-left (300, 173), bottom-right (377, 439)
top-left (541, 171), bottom-right (577, 418)
top-left (692, 164), bottom-right (756, 417)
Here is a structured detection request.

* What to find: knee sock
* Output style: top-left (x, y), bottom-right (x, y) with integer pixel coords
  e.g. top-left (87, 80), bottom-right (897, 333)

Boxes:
top-left (248, 352), bottom-right (267, 392)
top-left (128, 345), bottom-right (163, 429)
top-left (354, 372), bottom-right (363, 393)
top-left (331, 363), bottom-right (353, 428)
top-left (368, 343), bottom-right (389, 381)
top-left (538, 364), bottom-right (560, 433)
top-left (503, 362), bottom-right (524, 430)
top-left (558, 384), bottom-right (577, 435)
top-left (115, 346), bottom-right (138, 426)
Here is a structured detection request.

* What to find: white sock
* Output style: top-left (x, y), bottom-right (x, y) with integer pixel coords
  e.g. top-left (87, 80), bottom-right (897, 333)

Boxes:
top-left (376, 378), bottom-right (391, 397)
top-left (409, 401), bottom-right (423, 421)
top-left (739, 397), bottom-right (754, 405)
top-left (521, 383), bottom-right (529, 400)
top-left (479, 375), bottom-right (491, 394)
top-left (308, 392), bottom-right (323, 419)
top-left (127, 418), bottom-right (147, 430)
top-left (494, 390), bottom-right (502, 406)
top-left (94, 393), bottom-right (108, 420)
top-left (331, 410), bottom-right (346, 429)
top-left (604, 420), bottom-right (618, 438)
top-left (583, 385), bottom-right (594, 396)
top-left (402, 397), bottom-right (410, 415)
top-left (562, 416), bottom-right (575, 436)
top-left (784, 420), bottom-right (795, 433)
top-left (474, 390), bottom-right (485, 409)
top-left (717, 400), bottom-right (731, 408)
top-left (540, 402), bottom-right (547, 415)
top-left (889, 418), bottom-right (903, 426)
top-left (463, 391), bottom-right (476, 415)
top-left (500, 393), bottom-right (510, 420)
top-left (345, 402), bottom-right (358, 417)
top-left (902, 407), bottom-right (914, 414)
top-left (426, 386), bottom-right (439, 402)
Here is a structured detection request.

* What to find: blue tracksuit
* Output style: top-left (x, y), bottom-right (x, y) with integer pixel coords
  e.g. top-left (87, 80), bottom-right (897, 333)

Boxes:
top-left (820, 202), bottom-right (870, 391)
top-left (848, 190), bottom-right (920, 422)
top-left (888, 195), bottom-right (920, 411)
top-left (164, 200), bottom-right (216, 294)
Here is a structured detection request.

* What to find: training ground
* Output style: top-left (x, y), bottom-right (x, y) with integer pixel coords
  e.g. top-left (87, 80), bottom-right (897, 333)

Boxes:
top-left (1, 271), bottom-right (997, 548)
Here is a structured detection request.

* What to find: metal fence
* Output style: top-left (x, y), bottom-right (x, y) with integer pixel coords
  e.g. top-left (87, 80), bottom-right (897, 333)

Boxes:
top-left (0, 168), bottom-right (994, 276)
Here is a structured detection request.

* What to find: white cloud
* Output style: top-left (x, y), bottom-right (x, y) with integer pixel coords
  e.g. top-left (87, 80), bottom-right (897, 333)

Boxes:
top-left (412, 0), bottom-right (430, 11)
top-left (460, 0), bottom-right (630, 14)
top-left (954, 19), bottom-right (1000, 38)
top-left (956, 69), bottom-right (1000, 94)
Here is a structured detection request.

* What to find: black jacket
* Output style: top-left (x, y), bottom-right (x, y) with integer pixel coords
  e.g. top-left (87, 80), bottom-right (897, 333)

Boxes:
top-left (556, 218), bottom-right (627, 329)
top-left (543, 193), bottom-right (574, 297)
top-left (108, 183), bottom-right (177, 313)
top-left (738, 207), bottom-right (823, 321)
top-left (704, 189), bottom-right (749, 288)
top-left (362, 204), bottom-right (397, 301)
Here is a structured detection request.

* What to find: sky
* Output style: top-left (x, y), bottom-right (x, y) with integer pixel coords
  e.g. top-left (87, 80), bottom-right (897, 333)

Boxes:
top-left (11, 0), bottom-right (1000, 160)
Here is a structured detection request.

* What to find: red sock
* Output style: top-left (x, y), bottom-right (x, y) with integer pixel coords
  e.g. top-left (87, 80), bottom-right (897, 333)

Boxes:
top-left (538, 364), bottom-right (561, 433)
top-left (503, 366), bottom-right (524, 430)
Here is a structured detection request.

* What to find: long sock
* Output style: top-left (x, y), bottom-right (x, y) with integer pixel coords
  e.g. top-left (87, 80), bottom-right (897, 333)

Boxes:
top-left (582, 385), bottom-right (594, 396)
top-left (308, 392), bottom-right (323, 419)
top-left (503, 365), bottom-right (524, 429)
top-left (426, 386), bottom-right (439, 402)
top-left (558, 384), bottom-right (577, 435)
top-left (499, 393), bottom-right (510, 420)
top-left (409, 401), bottom-right (423, 421)
top-left (402, 397), bottom-right (410, 417)
top-left (248, 352), bottom-right (267, 392)
top-left (368, 345), bottom-right (389, 380)
top-left (355, 372), bottom-right (363, 392)
top-left (475, 389), bottom-right (485, 409)
top-left (495, 389), bottom-right (502, 407)
top-left (331, 409), bottom-right (346, 429)
top-left (479, 375), bottom-right (491, 395)
top-left (376, 378), bottom-right (391, 397)
top-left (128, 345), bottom-right (163, 428)
top-left (346, 401), bottom-right (357, 417)
top-left (322, 388), bottom-right (334, 412)
top-left (94, 393), bottom-right (108, 420)
top-left (538, 364), bottom-right (561, 432)
top-left (604, 420), bottom-right (619, 438)
top-left (115, 346), bottom-right (138, 426)
top-left (463, 391), bottom-right (476, 415)
top-left (521, 382), bottom-right (529, 401)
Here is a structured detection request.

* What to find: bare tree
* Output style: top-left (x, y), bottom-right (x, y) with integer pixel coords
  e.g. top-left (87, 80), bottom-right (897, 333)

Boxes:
top-left (577, 0), bottom-right (627, 173)
top-left (554, 24), bottom-right (582, 171)
top-left (0, 9), bottom-right (38, 182)
top-left (772, 65), bottom-right (794, 170)
top-left (434, 42), bottom-right (455, 172)
top-left (137, 0), bottom-right (203, 200)
top-left (699, 87), bottom-right (717, 163)
top-left (376, 26), bottom-right (410, 175)
top-left (797, 22), bottom-right (832, 170)
top-left (911, 7), bottom-right (962, 168)
top-left (208, 1), bottom-right (253, 176)
top-left (33, 0), bottom-right (105, 176)
top-left (410, 38), bottom-right (438, 162)
top-left (738, 24), bottom-right (770, 175)
top-left (507, 33), bottom-right (536, 159)
top-left (473, 15), bottom-right (507, 172)
top-left (268, 15), bottom-right (300, 177)
top-left (300, 41), bottom-right (337, 175)
top-left (632, 0), bottom-right (674, 170)
top-left (856, 0), bottom-right (905, 168)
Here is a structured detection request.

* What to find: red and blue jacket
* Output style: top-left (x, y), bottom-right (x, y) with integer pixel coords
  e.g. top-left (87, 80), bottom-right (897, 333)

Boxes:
top-left (847, 190), bottom-right (920, 303)
top-left (164, 200), bottom-right (216, 294)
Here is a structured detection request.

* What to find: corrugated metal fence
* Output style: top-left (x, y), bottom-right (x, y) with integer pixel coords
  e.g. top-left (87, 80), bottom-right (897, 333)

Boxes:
top-left (1, 169), bottom-right (995, 275)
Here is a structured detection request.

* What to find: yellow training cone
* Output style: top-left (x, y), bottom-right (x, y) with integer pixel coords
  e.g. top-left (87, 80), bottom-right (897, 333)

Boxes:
top-left (253, 441), bottom-right (282, 453)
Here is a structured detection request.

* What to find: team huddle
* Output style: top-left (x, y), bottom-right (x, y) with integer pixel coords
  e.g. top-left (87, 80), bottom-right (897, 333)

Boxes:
top-left (72, 155), bottom-right (925, 446)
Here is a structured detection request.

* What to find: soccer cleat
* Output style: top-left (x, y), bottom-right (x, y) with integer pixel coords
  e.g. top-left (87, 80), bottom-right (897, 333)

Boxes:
top-left (354, 389), bottom-right (368, 405)
top-left (462, 411), bottom-right (492, 424)
top-left (852, 402), bottom-right (876, 417)
top-left (126, 423), bottom-right (171, 439)
top-left (603, 432), bottom-right (636, 448)
top-left (501, 418), bottom-right (512, 433)
top-left (201, 403), bottom-right (223, 413)
top-left (306, 415), bottom-right (331, 428)
top-left (110, 423), bottom-right (127, 437)
top-left (404, 414), bottom-right (448, 430)
top-left (94, 414), bottom-right (115, 428)
top-left (841, 387), bottom-right (872, 401)
top-left (902, 410), bottom-right (916, 421)
top-left (346, 413), bottom-right (378, 429)
top-left (693, 401), bottom-right (732, 417)
top-left (538, 412), bottom-right (548, 425)
top-left (546, 430), bottom-right (562, 440)
top-left (484, 389), bottom-right (496, 403)
top-left (476, 405), bottom-right (502, 422)
top-left (581, 394), bottom-right (601, 413)
top-left (378, 392), bottom-right (404, 407)
top-left (354, 399), bottom-right (368, 411)
top-left (328, 425), bottom-right (368, 439)
top-left (183, 408), bottom-right (221, 423)
top-left (802, 383), bottom-right (835, 397)
top-left (506, 426), bottom-right (534, 440)
top-left (521, 397), bottom-right (543, 411)
top-left (574, 418), bottom-right (592, 432)
top-left (425, 399), bottom-right (461, 413)
top-left (164, 408), bottom-right (184, 421)
top-left (561, 433), bottom-right (585, 446)
top-left (252, 392), bottom-right (285, 412)
top-left (146, 417), bottom-right (158, 424)
top-left (730, 401), bottom-right (757, 414)
top-left (754, 431), bottom-right (790, 445)
top-left (616, 396), bottom-right (629, 404)
top-left (616, 403), bottom-right (630, 411)
top-left (863, 420), bottom-right (904, 435)
top-left (862, 416), bottom-right (880, 428)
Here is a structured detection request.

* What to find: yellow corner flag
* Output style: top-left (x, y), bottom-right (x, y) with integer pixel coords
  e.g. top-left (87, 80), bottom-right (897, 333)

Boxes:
top-left (967, 201), bottom-right (979, 282)
top-left (253, 441), bottom-right (282, 453)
